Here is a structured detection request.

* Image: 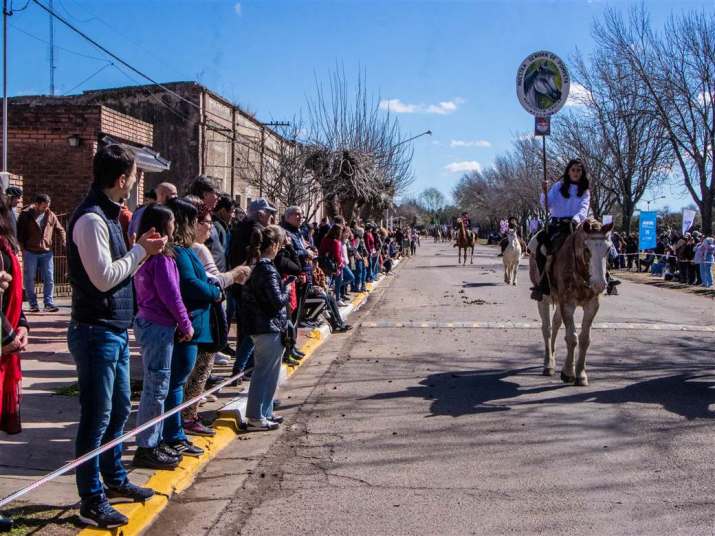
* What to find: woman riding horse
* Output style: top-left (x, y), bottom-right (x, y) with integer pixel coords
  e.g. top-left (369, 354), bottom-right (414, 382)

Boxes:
top-left (530, 159), bottom-right (591, 301)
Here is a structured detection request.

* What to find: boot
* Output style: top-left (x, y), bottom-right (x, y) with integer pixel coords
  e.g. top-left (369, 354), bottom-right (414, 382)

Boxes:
top-left (530, 252), bottom-right (552, 301)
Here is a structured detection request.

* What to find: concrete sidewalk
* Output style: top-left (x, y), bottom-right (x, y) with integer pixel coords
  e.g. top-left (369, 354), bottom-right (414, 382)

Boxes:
top-left (0, 271), bottom-right (392, 534)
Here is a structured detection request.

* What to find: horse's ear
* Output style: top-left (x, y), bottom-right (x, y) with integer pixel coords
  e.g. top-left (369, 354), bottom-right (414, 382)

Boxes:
top-left (582, 220), bottom-right (591, 233)
top-left (602, 223), bottom-right (613, 234)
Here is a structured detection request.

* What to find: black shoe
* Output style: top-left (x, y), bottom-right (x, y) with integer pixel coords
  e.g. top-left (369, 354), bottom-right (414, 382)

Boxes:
top-left (158, 442), bottom-right (183, 459)
top-left (105, 480), bottom-right (155, 502)
top-left (169, 439), bottom-right (204, 458)
top-left (269, 414), bottom-right (285, 424)
top-left (333, 324), bottom-right (352, 333)
top-left (78, 495), bottom-right (128, 528)
top-left (221, 344), bottom-right (236, 356)
top-left (132, 446), bottom-right (180, 470)
top-left (530, 288), bottom-right (544, 301)
top-left (291, 347), bottom-right (306, 358)
top-left (0, 514), bottom-right (13, 532)
top-left (205, 374), bottom-right (222, 388)
top-left (29, 305), bottom-right (40, 313)
top-left (44, 305), bottom-right (60, 312)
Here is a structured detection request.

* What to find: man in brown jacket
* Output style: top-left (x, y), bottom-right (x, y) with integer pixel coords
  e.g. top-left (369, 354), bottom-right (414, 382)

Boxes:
top-left (17, 193), bottom-right (66, 312)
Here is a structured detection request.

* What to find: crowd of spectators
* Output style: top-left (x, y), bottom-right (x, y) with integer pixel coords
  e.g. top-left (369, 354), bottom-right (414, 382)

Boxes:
top-left (0, 144), bottom-right (419, 529)
top-left (609, 229), bottom-right (715, 288)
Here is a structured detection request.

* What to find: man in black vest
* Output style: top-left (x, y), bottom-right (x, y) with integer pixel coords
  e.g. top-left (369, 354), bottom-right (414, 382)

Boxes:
top-left (67, 145), bottom-right (166, 529)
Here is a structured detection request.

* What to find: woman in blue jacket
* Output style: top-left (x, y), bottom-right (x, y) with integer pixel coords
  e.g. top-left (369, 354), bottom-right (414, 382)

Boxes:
top-left (163, 198), bottom-right (221, 457)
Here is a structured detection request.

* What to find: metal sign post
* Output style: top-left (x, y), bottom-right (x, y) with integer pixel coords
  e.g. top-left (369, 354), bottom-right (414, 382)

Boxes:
top-left (516, 50), bottom-right (570, 224)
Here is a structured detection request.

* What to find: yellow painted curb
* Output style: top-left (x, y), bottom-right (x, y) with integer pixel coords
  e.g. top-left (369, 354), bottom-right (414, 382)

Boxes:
top-left (78, 286), bottom-right (375, 536)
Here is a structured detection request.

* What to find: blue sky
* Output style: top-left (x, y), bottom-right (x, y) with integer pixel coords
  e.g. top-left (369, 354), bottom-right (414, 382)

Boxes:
top-left (9, 0), bottom-right (713, 211)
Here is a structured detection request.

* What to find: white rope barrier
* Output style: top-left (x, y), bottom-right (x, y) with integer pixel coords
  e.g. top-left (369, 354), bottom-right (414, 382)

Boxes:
top-left (0, 368), bottom-right (249, 510)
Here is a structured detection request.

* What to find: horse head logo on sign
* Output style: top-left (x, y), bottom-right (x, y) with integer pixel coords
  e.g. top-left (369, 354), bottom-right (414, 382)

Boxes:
top-left (516, 51), bottom-right (570, 117)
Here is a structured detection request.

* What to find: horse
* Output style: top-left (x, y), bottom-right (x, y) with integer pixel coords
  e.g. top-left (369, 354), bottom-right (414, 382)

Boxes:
top-left (502, 228), bottom-right (522, 286)
top-left (524, 61), bottom-right (562, 111)
top-left (527, 219), bottom-right (613, 386)
top-left (454, 218), bottom-right (476, 265)
top-left (434, 228), bottom-right (442, 243)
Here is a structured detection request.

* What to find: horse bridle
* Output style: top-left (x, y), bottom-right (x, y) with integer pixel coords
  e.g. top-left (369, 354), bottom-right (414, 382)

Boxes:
top-left (576, 234), bottom-right (608, 288)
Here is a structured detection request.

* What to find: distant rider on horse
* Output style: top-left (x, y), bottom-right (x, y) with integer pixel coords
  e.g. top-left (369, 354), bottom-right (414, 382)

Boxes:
top-left (530, 159), bottom-right (591, 301)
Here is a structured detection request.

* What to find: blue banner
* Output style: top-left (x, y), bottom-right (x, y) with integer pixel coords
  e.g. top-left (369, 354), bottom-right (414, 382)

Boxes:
top-left (638, 211), bottom-right (657, 250)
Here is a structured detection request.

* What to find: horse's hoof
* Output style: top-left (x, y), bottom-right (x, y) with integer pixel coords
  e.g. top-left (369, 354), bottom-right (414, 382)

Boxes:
top-left (575, 377), bottom-right (589, 387)
top-left (560, 372), bottom-right (575, 384)
top-left (543, 368), bottom-right (555, 377)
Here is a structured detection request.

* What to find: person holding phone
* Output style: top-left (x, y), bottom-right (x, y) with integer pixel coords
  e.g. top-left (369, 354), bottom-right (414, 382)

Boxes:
top-left (241, 225), bottom-right (291, 431)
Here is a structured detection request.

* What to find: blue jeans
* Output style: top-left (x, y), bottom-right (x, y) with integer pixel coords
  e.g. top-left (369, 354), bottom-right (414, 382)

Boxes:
top-left (246, 333), bottom-right (284, 421)
top-left (134, 318), bottom-right (176, 448)
top-left (22, 250), bottom-right (54, 307)
top-left (68, 321), bottom-right (131, 500)
top-left (353, 259), bottom-right (366, 291)
top-left (702, 258), bottom-right (713, 287)
top-left (163, 342), bottom-right (198, 443)
top-left (333, 271), bottom-right (343, 299)
top-left (369, 255), bottom-right (379, 280)
top-left (342, 267), bottom-right (355, 295)
top-left (232, 332), bottom-right (255, 376)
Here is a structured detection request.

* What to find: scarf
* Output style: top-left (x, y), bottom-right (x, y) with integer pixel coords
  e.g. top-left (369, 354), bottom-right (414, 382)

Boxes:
top-left (0, 237), bottom-right (24, 434)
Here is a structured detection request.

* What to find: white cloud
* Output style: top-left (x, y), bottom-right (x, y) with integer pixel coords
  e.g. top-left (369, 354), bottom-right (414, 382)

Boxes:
top-left (379, 97), bottom-right (464, 115)
top-left (566, 83), bottom-right (591, 107)
top-left (450, 139), bottom-right (491, 148)
top-left (234, 2), bottom-right (242, 15)
top-left (445, 161), bottom-right (482, 174)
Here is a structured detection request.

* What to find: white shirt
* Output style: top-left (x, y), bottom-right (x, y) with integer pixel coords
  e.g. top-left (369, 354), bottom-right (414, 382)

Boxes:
top-left (541, 182), bottom-right (591, 224)
top-left (72, 213), bottom-right (146, 293)
top-left (191, 243), bottom-right (233, 289)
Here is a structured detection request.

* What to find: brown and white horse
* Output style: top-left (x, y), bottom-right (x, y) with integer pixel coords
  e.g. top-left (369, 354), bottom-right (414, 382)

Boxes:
top-left (454, 218), bottom-right (476, 265)
top-left (528, 219), bottom-right (613, 386)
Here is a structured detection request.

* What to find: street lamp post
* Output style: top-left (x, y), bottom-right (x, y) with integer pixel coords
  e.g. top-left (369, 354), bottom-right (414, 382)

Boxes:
top-left (393, 130), bottom-right (432, 148)
top-left (645, 195), bottom-right (667, 211)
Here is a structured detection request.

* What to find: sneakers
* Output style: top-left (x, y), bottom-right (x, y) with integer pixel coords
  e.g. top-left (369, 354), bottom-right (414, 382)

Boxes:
top-left (245, 418), bottom-right (280, 432)
top-left (44, 305), bottom-right (60, 312)
top-left (158, 442), bottom-right (182, 458)
top-left (78, 495), bottom-right (129, 528)
top-left (284, 355), bottom-right (301, 367)
top-left (168, 439), bottom-right (204, 457)
top-left (333, 324), bottom-right (352, 333)
top-left (28, 305), bottom-right (40, 313)
top-left (214, 352), bottom-right (231, 366)
top-left (337, 300), bottom-right (348, 307)
top-left (132, 446), bottom-right (180, 470)
top-left (269, 414), bottom-right (285, 424)
top-left (105, 481), bottom-right (155, 502)
top-left (184, 418), bottom-right (216, 437)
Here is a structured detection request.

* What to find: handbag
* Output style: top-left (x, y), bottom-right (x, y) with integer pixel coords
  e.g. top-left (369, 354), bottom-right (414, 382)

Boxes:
top-left (318, 253), bottom-right (337, 275)
top-left (199, 290), bottom-right (228, 353)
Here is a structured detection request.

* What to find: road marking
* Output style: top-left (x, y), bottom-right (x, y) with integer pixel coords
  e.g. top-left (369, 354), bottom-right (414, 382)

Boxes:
top-left (359, 321), bottom-right (715, 333)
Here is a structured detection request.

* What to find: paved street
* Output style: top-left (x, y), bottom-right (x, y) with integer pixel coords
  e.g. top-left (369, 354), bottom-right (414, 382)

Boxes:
top-left (150, 241), bottom-right (715, 536)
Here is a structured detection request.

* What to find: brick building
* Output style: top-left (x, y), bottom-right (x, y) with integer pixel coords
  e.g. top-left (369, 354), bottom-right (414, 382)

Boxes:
top-left (74, 81), bottom-right (287, 212)
top-left (0, 101), bottom-right (159, 216)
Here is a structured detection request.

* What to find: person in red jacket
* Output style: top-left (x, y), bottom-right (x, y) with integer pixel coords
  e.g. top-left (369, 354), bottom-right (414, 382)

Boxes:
top-left (319, 224), bottom-right (344, 302)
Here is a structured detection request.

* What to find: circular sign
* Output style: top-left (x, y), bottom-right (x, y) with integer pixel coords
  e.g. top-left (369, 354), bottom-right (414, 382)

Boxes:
top-left (516, 51), bottom-right (570, 117)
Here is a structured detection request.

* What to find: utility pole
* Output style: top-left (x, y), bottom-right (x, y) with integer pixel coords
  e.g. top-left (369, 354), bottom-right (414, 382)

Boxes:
top-left (2, 0), bottom-right (7, 174)
top-left (49, 0), bottom-right (55, 95)
top-left (258, 121), bottom-right (289, 198)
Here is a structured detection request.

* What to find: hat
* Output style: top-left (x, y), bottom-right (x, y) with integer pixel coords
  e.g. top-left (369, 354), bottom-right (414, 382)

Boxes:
top-left (6, 186), bottom-right (22, 197)
top-left (248, 198), bottom-right (277, 214)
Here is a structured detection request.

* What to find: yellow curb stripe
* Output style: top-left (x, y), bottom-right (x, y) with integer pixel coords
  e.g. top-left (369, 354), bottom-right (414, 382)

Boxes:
top-left (78, 286), bottom-right (376, 536)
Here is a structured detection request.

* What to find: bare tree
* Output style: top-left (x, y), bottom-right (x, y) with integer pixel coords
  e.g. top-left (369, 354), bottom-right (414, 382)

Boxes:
top-left (419, 188), bottom-right (446, 214)
top-left (595, 7), bottom-right (715, 233)
top-left (571, 43), bottom-right (671, 232)
top-left (304, 68), bottom-right (414, 220)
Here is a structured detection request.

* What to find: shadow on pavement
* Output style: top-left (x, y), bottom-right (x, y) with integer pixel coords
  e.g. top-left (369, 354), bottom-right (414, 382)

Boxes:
top-left (367, 367), bottom-right (565, 417)
top-left (522, 373), bottom-right (715, 421)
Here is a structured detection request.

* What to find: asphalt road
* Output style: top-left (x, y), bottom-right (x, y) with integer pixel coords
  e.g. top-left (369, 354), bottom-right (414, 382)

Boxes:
top-left (149, 241), bottom-right (715, 536)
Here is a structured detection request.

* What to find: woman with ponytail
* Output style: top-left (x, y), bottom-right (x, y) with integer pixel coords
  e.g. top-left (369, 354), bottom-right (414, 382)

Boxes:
top-left (240, 225), bottom-right (292, 431)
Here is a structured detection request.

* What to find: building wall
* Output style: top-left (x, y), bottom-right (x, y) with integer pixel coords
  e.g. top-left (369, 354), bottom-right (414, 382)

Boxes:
top-left (80, 83), bottom-right (203, 194)
top-left (0, 103), bottom-right (151, 216)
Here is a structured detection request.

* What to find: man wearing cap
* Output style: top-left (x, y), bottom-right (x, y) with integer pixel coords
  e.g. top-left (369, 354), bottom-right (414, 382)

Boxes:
top-left (5, 186), bottom-right (22, 237)
top-left (229, 198), bottom-right (276, 378)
